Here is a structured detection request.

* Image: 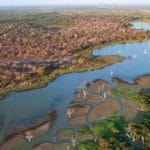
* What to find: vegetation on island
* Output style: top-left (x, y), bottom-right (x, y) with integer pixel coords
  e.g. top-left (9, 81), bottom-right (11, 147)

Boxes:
top-left (78, 89), bottom-right (150, 150)
top-left (79, 113), bottom-right (132, 150)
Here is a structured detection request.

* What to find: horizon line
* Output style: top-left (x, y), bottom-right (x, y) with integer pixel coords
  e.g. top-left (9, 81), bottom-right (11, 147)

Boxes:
top-left (1, 3), bottom-right (150, 7)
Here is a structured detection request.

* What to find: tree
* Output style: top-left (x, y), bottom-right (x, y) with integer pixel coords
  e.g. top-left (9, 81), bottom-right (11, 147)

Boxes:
top-left (36, 67), bottom-right (45, 76)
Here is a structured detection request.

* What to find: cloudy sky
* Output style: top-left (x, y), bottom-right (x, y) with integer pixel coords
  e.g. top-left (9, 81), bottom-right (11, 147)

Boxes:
top-left (0, 0), bottom-right (150, 6)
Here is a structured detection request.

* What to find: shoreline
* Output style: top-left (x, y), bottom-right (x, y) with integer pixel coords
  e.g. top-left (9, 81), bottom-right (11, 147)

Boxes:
top-left (113, 74), bottom-right (150, 86)
top-left (1, 38), bottom-right (150, 99)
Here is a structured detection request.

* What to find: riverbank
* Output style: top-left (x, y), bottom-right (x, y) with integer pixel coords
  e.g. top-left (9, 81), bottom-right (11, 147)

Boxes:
top-left (0, 54), bottom-right (124, 100)
top-left (1, 8), bottom-right (150, 98)
top-left (1, 37), bottom-right (150, 100)
top-left (113, 74), bottom-right (150, 87)
top-left (1, 9), bottom-right (150, 98)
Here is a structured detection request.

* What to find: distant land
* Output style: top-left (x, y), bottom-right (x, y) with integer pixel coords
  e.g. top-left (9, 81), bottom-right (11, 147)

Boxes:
top-left (0, 4), bottom-right (150, 10)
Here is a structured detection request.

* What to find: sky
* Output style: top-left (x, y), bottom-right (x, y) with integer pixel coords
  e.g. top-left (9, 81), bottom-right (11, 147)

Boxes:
top-left (0, 0), bottom-right (150, 6)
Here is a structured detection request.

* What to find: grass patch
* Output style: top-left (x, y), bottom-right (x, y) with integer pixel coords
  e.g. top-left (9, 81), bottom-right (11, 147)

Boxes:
top-left (111, 86), bottom-right (145, 103)
top-left (79, 140), bottom-right (98, 150)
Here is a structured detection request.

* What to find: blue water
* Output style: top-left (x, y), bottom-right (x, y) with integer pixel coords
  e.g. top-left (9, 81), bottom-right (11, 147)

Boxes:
top-left (132, 21), bottom-right (150, 30)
